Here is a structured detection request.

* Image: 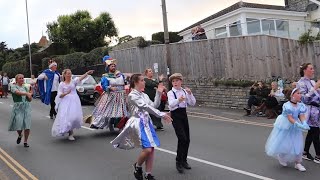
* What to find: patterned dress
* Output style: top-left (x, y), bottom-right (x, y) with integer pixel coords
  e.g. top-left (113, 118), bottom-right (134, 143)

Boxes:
top-left (89, 72), bottom-right (129, 129)
top-left (297, 77), bottom-right (320, 127)
top-left (111, 89), bottom-right (165, 149)
top-left (8, 85), bottom-right (31, 131)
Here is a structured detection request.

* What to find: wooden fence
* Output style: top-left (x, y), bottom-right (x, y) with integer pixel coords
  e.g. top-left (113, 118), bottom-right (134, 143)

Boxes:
top-left (110, 35), bottom-right (320, 81)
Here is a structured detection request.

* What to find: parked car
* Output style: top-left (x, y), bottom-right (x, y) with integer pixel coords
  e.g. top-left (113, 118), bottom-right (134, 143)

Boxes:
top-left (73, 75), bottom-right (97, 104)
top-left (9, 78), bottom-right (35, 91)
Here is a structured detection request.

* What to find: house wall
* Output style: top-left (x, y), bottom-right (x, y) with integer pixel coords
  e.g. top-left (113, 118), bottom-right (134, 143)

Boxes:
top-left (180, 9), bottom-right (308, 41)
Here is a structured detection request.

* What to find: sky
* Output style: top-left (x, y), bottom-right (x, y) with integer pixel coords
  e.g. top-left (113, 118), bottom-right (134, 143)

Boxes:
top-left (0, 0), bottom-right (283, 49)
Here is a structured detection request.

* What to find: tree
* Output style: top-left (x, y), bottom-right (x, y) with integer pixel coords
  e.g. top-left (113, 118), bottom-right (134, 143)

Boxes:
top-left (117, 35), bottom-right (134, 44)
top-left (151, 32), bottom-right (183, 44)
top-left (47, 10), bottom-right (118, 52)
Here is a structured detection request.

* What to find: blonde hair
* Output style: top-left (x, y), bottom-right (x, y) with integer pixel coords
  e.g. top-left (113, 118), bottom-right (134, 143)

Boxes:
top-left (62, 69), bottom-right (71, 81)
top-left (15, 74), bottom-right (24, 82)
top-left (144, 68), bottom-right (152, 75)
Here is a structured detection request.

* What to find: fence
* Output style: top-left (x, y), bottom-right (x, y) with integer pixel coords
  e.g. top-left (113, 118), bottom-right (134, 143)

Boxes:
top-left (110, 35), bottom-right (320, 82)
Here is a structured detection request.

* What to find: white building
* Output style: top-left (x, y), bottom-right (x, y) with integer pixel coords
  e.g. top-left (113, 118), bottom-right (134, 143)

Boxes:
top-left (178, 1), bottom-right (320, 41)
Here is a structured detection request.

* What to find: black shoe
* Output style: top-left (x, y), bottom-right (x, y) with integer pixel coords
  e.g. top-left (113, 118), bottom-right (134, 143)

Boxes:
top-left (156, 127), bottom-right (164, 131)
top-left (182, 162), bottom-right (191, 169)
top-left (302, 152), bottom-right (314, 161)
top-left (244, 107), bottom-right (251, 111)
top-left (90, 124), bottom-right (99, 129)
top-left (133, 163), bottom-right (143, 180)
top-left (16, 136), bottom-right (22, 144)
top-left (144, 174), bottom-right (156, 180)
top-left (176, 162), bottom-right (184, 174)
top-left (24, 143), bottom-right (29, 148)
top-left (313, 156), bottom-right (320, 164)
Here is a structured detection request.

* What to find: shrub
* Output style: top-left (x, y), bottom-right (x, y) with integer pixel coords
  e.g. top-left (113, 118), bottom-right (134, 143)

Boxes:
top-left (81, 47), bottom-right (109, 67)
top-left (2, 60), bottom-right (29, 78)
top-left (26, 52), bottom-right (48, 66)
top-left (63, 52), bottom-right (86, 70)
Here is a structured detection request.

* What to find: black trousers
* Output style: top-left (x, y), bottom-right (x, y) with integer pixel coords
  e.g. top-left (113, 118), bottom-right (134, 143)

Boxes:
top-left (50, 91), bottom-right (57, 117)
top-left (247, 96), bottom-right (260, 109)
top-left (171, 108), bottom-right (190, 163)
top-left (304, 127), bottom-right (320, 156)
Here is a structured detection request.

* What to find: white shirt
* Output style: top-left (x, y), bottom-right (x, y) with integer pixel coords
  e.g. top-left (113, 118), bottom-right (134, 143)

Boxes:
top-left (168, 87), bottom-right (196, 111)
top-left (38, 71), bottom-right (60, 92)
top-left (1, 76), bottom-right (9, 85)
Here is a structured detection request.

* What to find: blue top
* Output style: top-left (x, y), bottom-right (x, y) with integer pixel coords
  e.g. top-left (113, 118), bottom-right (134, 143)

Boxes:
top-left (38, 69), bottom-right (61, 105)
top-left (274, 102), bottom-right (307, 130)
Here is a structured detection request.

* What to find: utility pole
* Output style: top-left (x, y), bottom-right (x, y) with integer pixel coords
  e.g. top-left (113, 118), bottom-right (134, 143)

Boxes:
top-left (25, 0), bottom-right (33, 76)
top-left (161, 0), bottom-right (172, 88)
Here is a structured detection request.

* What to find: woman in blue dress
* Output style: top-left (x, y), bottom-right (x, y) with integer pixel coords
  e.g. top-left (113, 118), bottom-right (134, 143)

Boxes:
top-left (265, 88), bottom-right (310, 171)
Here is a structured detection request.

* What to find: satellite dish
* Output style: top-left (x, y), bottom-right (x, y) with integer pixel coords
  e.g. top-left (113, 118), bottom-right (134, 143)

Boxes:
top-left (307, 2), bottom-right (319, 11)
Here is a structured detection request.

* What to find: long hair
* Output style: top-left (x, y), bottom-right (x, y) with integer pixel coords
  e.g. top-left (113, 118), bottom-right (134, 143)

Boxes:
top-left (62, 69), bottom-right (71, 82)
top-left (130, 74), bottom-right (142, 89)
top-left (300, 63), bottom-right (312, 77)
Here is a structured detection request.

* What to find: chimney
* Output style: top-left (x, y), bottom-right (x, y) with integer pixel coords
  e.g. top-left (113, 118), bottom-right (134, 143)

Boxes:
top-left (285, 0), bottom-right (309, 12)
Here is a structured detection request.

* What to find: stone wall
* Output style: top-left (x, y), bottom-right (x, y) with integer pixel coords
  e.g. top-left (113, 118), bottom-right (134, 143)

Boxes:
top-left (184, 81), bottom-right (249, 109)
top-left (286, 0), bottom-right (309, 12)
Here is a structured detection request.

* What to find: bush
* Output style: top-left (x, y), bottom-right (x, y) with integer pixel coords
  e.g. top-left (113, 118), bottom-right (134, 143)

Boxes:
top-left (26, 52), bottom-right (48, 66)
top-left (63, 52), bottom-right (86, 70)
top-left (41, 56), bottom-right (65, 71)
top-left (81, 47), bottom-right (109, 67)
top-left (2, 60), bottom-right (29, 78)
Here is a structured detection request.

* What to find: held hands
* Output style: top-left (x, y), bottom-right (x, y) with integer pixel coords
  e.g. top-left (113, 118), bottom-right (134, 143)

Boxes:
top-left (62, 89), bottom-right (72, 98)
top-left (178, 96), bottom-right (186, 102)
top-left (86, 70), bottom-right (94, 75)
top-left (159, 74), bottom-right (165, 81)
top-left (294, 121), bottom-right (310, 131)
top-left (185, 87), bottom-right (192, 95)
top-left (157, 83), bottom-right (166, 93)
top-left (110, 87), bottom-right (117, 91)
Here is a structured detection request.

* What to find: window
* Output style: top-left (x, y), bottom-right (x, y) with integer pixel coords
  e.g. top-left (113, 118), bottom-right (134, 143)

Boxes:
top-left (229, 21), bottom-right (242, 36)
top-left (276, 20), bottom-right (289, 38)
top-left (215, 26), bottom-right (227, 38)
top-left (262, 19), bottom-right (276, 35)
top-left (247, 18), bottom-right (261, 35)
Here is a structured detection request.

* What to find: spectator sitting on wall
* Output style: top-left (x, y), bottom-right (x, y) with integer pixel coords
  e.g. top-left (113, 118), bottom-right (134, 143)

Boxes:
top-left (291, 82), bottom-right (297, 88)
top-left (256, 82), bottom-right (285, 119)
top-left (191, 28), bottom-right (197, 41)
top-left (244, 81), bottom-right (264, 116)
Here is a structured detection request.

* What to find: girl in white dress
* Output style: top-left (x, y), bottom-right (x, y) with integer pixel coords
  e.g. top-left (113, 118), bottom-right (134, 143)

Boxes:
top-left (52, 69), bottom-right (94, 140)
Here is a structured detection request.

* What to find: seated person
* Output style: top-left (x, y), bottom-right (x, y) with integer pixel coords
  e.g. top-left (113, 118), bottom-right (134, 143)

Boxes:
top-left (259, 82), bottom-right (285, 119)
top-left (244, 82), bottom-right (264, 116)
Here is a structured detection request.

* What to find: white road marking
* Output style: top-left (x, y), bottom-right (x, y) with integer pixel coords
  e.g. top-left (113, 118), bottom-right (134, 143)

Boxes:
top-left (45, 116), bottom-right (50, 119)
top-left (79, 125), bottom-right (274, 180)
top-left (155, 147), bottom-right (274, 180)
top-left (81, 126), bottom-right (94, 131)
top-left (9, 105), bottom-right (13, 107)
top-left (0, 102), bottom-right (3, 104)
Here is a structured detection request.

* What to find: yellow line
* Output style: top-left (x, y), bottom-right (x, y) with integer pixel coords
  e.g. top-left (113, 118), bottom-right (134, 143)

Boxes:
top-left (189, 115), bottom-right (273, 127)
top-left (0, 153), bottom-right (28, 180)
top-left (0, 147), bottom-right (38, 180)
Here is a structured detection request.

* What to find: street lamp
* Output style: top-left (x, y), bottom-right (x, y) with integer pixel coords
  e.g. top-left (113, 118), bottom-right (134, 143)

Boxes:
top-left (25, 0), bottom-right (33, 76)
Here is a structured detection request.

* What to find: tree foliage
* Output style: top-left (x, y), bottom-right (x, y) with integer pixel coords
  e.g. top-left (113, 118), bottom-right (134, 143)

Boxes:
top-left (117, 35), bottom-right (134, 44)
top-left (47, 10), bottom-right (118, 52)
top-left (151, 32), bottom-right (183, 44)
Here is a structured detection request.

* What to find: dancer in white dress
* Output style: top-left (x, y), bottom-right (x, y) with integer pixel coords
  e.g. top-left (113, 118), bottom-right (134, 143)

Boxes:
top-left (52, 69), bottom-right (94, 140)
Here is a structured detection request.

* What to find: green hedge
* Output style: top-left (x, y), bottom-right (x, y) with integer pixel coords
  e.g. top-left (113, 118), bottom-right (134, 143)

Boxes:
top-left (26, 52), bottom-right (49, 65)
top-left (81, 47), bottom-right (109, 67)
top-left (62, 52), bottom-right (86, 70)
top-left (2, 60), bottom-right (29, 78)
top-left (41, 55), bottom-right (65, 70)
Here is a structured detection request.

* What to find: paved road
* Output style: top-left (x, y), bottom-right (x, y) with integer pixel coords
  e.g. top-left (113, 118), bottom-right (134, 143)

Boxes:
top-left (0, 97), bottom-right (319, 180)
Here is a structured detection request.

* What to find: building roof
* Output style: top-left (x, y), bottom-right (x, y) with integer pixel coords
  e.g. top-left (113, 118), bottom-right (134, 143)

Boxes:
top-left (38, 36), bottom-right (49, 47)
top-left (179, 1), bottom-right (294, 33)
